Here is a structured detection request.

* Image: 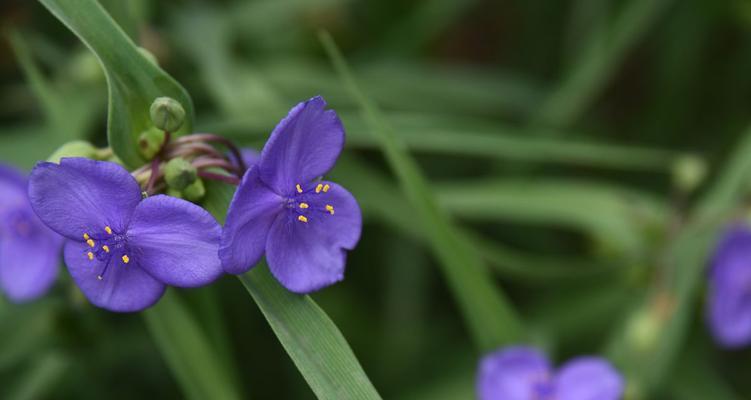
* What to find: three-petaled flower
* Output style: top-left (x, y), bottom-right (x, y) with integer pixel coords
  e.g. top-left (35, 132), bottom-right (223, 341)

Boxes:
top-left (220, 96), bottom-right (362, 293)
top-left (0, 164), bottom-right (62, 302)
top-left (28, 158), bottom-right (224, 312)
top-left (477, 346), bottom-right (623, 400)
top-left (707, 223), bottom-right (751, 348)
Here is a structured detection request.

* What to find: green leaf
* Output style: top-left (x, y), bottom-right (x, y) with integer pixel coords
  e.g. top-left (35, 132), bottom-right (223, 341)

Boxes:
top-left (143, 290), bottom-right (242, 400)
top-left (38, 0), bottom-right (195, 168)
top-left (6, 351), bottom-right (69, 400)
top-left (239, 267), bottom-right (382, 400)
top-left (320, 31), bottom-right (523, 351)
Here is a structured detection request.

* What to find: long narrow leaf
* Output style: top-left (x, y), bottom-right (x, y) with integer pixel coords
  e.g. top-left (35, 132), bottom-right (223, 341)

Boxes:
top-left (320, 31), bottom-right (523, 351)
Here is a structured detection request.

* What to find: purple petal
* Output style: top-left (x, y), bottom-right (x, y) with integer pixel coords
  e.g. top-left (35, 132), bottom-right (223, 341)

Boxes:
top-left (64, 240), bottom-right (165, 312)
top-left (0, 228), bottom-right (61, 302)
top-left (259, 96), bottom-right (345, 195)
top-left (476, 346), bottom-right (552, 400)
top-left (128, 195), bottom-right (223, 287)
top-left (265, 182), bottom-right (361, 293)
top-left (554, 357), bottom-right (623, 400)
top-left (28, 158), bottom-right (142, 240)
top-left (228, 148), bottom-right (260, 171)
top-left (707, 224), bottom-right (751, 347)
top-left (220, 167), bottom-right (283, 274)
top-left (0, 164), bottom-right (28, 210)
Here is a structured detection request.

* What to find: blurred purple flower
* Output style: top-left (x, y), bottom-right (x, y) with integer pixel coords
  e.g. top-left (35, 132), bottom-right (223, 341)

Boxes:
top-left (220, 96), bottom-right (362, 293)
top-left (28, 158), bottom-right (223, 312)
top-left (477, 346), bottom-right (623, 400)
top-left (707, 223), bottom-right (751, 348)
top-left (0, 164), bottom-right (62, 302)
top-left (228, 148), bottom-right (260, 171)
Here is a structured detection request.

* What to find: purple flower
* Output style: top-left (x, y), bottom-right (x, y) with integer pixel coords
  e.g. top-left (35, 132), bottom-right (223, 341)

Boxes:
top-left (28, 158), bottom-right (224, 312)
top-left (0, 164), bottom-right (62, 302)
top-left (228, 148), bottom-right (260, 171)
top-left (477, 346), bottom-right (624, 400)
top-left (220, 96), bottom-right (362, 293)
top-left (707, 223), bottom-right (751, 348)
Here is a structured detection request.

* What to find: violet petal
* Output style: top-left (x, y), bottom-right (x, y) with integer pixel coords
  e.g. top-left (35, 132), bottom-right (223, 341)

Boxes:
top-left (476, 346), bottom-right (552, 400)
top-left (554, 357), bottom-right (624, 400)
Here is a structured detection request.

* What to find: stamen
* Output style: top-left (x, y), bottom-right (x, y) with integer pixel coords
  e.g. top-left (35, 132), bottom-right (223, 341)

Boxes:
top-left (325, 205), bottom-right (335, 215)
top-left (97, 275), bottom-right (103, 280)
top-left (323, 184), bottom-right (330, 193)
top-left (105, 226), bottom-right (112, 235)
top-left (86, 239), bottom-right (95, 248)
top-left (315, 184), bottom-right (323, 193)
top-left (87, 252), bottom-right (94, 260)
top-left (122, 255), bottom-right (130, 264)
top-left (299, 202), bottom-right (309, 209)
top-left (298, 215), bottom-right (308, 223)
top-left (83, 233), bottom-right (90, 240)
top-left (102, 245), bottom-right (110, 253)
top-left (296, 184), bottom-right (303, 193)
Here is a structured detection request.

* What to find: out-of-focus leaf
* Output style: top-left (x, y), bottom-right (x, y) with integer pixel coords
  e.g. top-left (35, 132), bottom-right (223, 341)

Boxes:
top-left (0, 300), bottom-right (57, 371)
top-left (435, 179), bottom-right (668, 255)
top-left (143, 290), bottom-right (242, 400)
top-left (534, 0), bottom-right (674, 128)
top-left (6, 351), bottom-right (69, 400)
top-left (38, 0), bottom-right (195, 168)
top-left (321, 31), bottom-right (523, 351)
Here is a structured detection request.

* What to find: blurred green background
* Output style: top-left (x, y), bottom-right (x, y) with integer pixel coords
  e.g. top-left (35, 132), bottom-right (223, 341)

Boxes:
top-left (2, 0), bottom-right (751, 398)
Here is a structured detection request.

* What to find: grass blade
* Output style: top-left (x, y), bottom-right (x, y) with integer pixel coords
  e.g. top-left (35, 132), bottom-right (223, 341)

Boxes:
top-left (320, 31), bottom-right (523, 351)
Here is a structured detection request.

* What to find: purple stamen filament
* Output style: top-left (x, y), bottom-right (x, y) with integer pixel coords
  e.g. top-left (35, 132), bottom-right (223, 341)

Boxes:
top-left (290, 183), bottom-right (335, 224)
top-left (82, 226), bottom-right (130, 280)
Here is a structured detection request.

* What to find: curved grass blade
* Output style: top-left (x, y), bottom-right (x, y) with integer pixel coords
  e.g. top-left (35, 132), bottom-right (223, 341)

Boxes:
top-left (320, 31), bottom-right (523, 351)
top-left (144, 290), bottom-right (243, 400)
top-left (38, 0), bottom-right (195, 168)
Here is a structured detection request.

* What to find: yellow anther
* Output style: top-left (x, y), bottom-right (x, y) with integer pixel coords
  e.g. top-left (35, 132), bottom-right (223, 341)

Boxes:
top-left (298, 215), bottom-right (308, 223)
top-left (105, 226), bottom-right (112, 235)
top-left (325, 205), bottom-right (335, 215)
top-left (87, 252), bottom-right (94, 260)
top-left (315, 184), bottom-right (323, 193)
top-left (86, 239), bottom-right (95, 248)
top-left (83, 233), bottom-right (90, 240)
top-left (296, 184), bottom-right (303, 193)
top-left (122, 255), bottom-right (130, 264)
top-left (102, 245), bottom-right (110, 253)
top-left (299, 202), bottom-right (309, 209)
top-left (323, 184), bottom-right (330, 193)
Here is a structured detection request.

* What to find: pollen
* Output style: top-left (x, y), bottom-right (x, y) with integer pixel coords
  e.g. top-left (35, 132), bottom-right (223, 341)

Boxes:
top-left (97, 275), bottom-right (103, 281)
top-left (87, 252), bottom-right (94, 260)
top-left (298, 215), bottom-right (308, 223)
top-left (323, 184), bottom-right (330, 193)
top-left (83, 233), bottom-right (90, 240)
top-left (315, 183), bottom-right (323, 193)
top-left (102, 245), bottom-right (110, 253)
top-left (122, 255), bottom-right (130, 264)
top-left (105, 226), bottom-right (112, 235)
top-left (299, 202), bottom-right (309, 209)
top-left (325, 205), bottom-right (335, 215)
top-left (86, 239), bottom-right (95, 248)
top-left (296, 184), bottom-right (303, 193)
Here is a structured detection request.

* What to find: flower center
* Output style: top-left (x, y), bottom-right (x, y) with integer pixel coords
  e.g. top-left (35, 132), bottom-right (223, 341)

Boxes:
top-left (531, 374), bottom-right (555, 400)
top-left (4, 209), bottom-right (37, 239)
top-left (287, 182), bottom-right (335, 224)
top-left (80, 225), bottom-right (131, 280)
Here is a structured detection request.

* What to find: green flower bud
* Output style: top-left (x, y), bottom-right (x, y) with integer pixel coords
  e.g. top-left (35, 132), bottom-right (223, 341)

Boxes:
top-left (164, 158), bottom-right (197, 190)
top-left (167, 188), bottom-right (184, 199)
top-left (47, 141), bottom-right (98, 163)
top-left (182, 178), bottom-right (206, 202)
top-left (138, 126), bottom-right (167, 160)
top-left (672, 155), bottom-right (706, 193)
top-left (150, 97), bottom-right (185, 133)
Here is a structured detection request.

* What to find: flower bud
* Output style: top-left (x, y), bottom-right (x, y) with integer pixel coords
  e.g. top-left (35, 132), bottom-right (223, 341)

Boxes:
top-left (47, 141), bottom-right (98, 163)
top-left (672, 155), bottom-right (706, 193)
top-left (182, 178), bottom-right (206, 202)
top-left (164, 158), bottom-right (197, 190)
top-left (138, 126), bottom-right (167, 160)
top-left (150, 97), bottom-right (185, 133)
